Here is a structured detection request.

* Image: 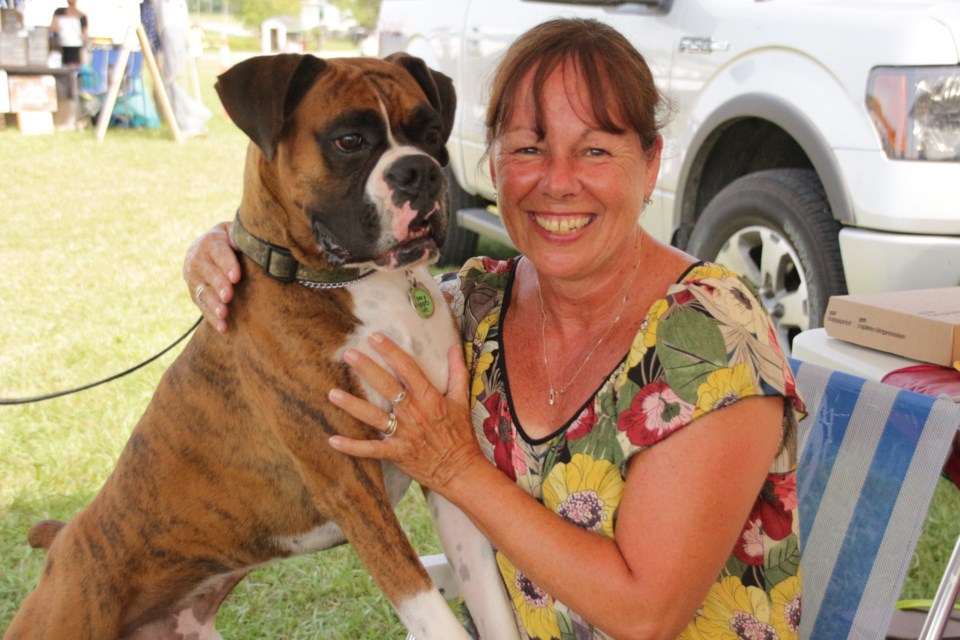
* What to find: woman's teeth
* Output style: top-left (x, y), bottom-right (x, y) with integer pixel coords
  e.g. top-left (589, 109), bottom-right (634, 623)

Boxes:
top-left (534, 215), bottom-right (592, 234)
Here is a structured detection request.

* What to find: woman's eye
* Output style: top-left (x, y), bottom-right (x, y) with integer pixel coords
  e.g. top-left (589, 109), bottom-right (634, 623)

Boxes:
top-left (586, 147), bottom-right (609, 157)
top-left (335, 135), bottom-right (366, 152)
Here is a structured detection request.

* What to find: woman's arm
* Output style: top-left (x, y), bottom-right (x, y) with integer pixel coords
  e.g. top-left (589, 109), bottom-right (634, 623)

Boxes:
top-left (329, 334), bottom-right (784, 640)
top-left (182, 221), bottom-right (241, 333)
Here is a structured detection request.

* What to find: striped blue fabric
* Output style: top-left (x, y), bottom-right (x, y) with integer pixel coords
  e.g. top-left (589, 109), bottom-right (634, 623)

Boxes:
top-left (790, 359), bottom-right (960, 640)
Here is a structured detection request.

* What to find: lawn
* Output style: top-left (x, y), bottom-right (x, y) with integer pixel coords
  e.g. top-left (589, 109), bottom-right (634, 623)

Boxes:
top-left (2, 49), bottom-right (959, 638)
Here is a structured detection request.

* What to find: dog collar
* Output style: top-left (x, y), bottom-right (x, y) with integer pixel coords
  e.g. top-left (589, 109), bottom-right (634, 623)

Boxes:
top-left (232, 214), bottom-right (375, 289)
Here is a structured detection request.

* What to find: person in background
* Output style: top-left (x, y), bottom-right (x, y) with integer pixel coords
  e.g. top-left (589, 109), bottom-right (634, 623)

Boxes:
top-left (183, 18), bottom-right (804, 639)
top-left (49, 0), bottom-right (87, 68)
top-left (152, 0), bottom-right (211, 137)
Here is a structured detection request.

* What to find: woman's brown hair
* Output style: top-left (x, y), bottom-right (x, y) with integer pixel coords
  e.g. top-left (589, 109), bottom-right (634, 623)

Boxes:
top-left (485, 18), bottom-right (668, 152)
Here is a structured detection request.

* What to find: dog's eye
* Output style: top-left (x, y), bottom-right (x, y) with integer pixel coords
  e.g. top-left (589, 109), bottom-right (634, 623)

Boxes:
top-left (422, 128), bottom-right (442, 147)
top-left (335, 135), bottom-right (367, 152)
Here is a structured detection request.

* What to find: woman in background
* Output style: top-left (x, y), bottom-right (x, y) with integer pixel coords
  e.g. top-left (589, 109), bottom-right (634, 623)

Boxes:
top-left (49, 0), bottom-right (87, 68)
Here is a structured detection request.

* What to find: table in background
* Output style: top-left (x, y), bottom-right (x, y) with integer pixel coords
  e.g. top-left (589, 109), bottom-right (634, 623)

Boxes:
top-left (1, 65), bottom-right (79, 129)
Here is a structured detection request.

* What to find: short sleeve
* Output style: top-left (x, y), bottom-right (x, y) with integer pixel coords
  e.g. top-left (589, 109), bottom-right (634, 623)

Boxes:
top-left (613, 263), bottom-right (805, 463)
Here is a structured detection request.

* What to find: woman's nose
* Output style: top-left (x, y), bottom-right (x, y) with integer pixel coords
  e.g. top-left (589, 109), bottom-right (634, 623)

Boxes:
top-left (538, 155), bottom-right (581, 199)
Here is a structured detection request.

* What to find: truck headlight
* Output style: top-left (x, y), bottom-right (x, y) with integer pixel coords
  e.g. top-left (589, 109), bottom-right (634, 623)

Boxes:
top-left (867, 66), bottom-right (960, 161)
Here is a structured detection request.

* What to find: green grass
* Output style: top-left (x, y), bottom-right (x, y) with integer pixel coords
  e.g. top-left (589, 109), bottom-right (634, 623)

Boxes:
top-left (2, 50), bottom-right (959, 638)
top-left (902, 479), bottom-right (960, 600)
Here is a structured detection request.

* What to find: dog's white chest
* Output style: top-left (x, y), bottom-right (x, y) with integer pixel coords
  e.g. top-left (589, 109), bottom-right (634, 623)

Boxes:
top-left (339, 267), bottom-right (458, 409)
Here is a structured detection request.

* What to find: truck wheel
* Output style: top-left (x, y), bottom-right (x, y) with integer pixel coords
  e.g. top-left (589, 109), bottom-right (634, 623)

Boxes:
top-left (686, 168), bottom-right (846, 351)
top-left (439, 167), bottom-right (481, 268)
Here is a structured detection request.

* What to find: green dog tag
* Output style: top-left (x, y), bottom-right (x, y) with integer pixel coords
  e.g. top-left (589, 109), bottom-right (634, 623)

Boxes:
top-left (409, 285), bottom-right (435, 318)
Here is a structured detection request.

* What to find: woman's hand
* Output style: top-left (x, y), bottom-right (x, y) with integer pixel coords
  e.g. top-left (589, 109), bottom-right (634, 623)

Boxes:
top-left (183, 221), bottom-right (241, 334)
top-left (328, 333), bottom-right (487, 493)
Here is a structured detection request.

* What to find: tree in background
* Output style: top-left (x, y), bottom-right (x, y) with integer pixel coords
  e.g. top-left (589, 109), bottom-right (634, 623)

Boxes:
top-left (227, 0), bottom-right (381, 30)
top-left (339, 0), bottom-right (381, 29)
top-left (231, 0), bottom-right (302, 28)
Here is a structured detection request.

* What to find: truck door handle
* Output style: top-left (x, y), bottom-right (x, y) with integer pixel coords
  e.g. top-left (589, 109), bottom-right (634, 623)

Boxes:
top-left (678, 36), bottom-right (730, 53)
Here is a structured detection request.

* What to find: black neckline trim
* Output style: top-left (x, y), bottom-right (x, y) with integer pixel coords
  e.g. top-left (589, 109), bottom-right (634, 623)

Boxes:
top-left (494, 258), bottom-right (708, 446)
top-left (497, 261), bottom-right (625, 446)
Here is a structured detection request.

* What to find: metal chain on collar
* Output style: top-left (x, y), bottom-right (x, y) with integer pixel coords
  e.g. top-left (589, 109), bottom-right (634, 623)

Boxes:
top-left (297, 271), bottom-right (376, 290)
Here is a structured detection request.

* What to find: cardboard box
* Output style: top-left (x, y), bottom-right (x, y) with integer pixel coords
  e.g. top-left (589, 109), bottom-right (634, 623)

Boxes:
top-left (0, 70), bottom-right (9, 113)
top-left (823, 288), bottom-right (960, 367)
top-left (16, 109), bottom-right (53, 135)
top-left (7, 75), bottom-right (57, 112)
top-left (1, 8), bottom-right (23, 33)
top-left (0, 33), bottom-right (26, 66)
top-left (26, 28), bottom-right (48, 66)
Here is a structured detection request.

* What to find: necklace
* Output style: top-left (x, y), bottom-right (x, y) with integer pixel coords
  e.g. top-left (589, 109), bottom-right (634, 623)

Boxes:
top-left (537, 235), bottom-right (643, 406)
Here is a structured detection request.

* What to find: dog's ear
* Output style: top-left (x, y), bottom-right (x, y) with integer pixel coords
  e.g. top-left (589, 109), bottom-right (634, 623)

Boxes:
top-left (385, 53), bottom-right (457, 148)
top-left (215, 54), bottom-right (328, 161)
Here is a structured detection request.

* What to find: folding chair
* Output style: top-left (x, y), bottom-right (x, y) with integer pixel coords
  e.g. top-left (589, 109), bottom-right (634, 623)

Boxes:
top-left (792, 358), bottom-right (960, 639)
top-left (413, 359), bottom-right (960, 639)
top-left (75, 46), bottom-right (111, 123)
top-left (78, 47), bottom-right (110, 97)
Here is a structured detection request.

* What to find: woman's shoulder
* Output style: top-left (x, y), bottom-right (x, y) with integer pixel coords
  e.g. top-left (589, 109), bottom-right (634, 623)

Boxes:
top-left (675, 260), bottom-right (746, 288)
top-left (668, 261), bottom-right (771, 329)
top-left (614, 259), bottom-right (804, 453)
top-left (658, 260), bottom-right (795, 382)
top-left (644, 260), bottom-right (799, 384)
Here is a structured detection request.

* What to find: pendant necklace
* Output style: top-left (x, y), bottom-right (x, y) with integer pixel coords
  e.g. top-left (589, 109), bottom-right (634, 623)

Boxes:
top-left (406, 271), bottom-right (436, 319)
top-left (538, 235), bottom-right (643, 406)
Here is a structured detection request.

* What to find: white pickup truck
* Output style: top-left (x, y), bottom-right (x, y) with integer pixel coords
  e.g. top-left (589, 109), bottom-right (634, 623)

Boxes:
top-left (376, 0), bottom-right (960, 348)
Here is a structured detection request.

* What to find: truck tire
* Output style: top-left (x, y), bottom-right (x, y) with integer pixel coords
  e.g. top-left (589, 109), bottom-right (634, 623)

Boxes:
top-left (439, 166), bottom-right (481, 268)
top-left (686, 168), bottom-right (846, 350)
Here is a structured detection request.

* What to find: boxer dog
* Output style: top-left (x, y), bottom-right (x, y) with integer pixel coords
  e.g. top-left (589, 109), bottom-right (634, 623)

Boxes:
top-left (3, 53), bottom-right (518, 640)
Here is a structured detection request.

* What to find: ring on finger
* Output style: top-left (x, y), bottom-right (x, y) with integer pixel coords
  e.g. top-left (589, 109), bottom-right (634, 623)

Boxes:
top-left (194, 284), bottom-right (207, 309)
top-left (391, 389), bottom-right (406, 406)
top-left (383, 412), bottom-right (398, 438)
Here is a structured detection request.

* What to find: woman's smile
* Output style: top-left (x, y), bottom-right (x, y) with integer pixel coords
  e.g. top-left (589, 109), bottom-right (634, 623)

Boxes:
top-left (531, 213), bottom-right (594, 234)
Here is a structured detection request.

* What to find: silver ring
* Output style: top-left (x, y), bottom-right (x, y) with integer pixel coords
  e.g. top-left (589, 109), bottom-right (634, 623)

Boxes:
top-left (383, 412), bottom-right (398, 437)
top-left (194, 284), bottom-right (207, 309)
top-left (391, 389), bottom-right (406, 406)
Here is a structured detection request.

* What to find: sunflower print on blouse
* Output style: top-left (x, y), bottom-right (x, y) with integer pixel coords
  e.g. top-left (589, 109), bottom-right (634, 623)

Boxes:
top-left (439, 257), bottom-right (805, 640)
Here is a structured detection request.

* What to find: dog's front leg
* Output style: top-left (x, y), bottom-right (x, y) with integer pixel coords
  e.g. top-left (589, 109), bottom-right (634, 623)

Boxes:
top-left (305, 464), bottom-right (471, 640)
top-left (428, 492), bottom-right (520, 640)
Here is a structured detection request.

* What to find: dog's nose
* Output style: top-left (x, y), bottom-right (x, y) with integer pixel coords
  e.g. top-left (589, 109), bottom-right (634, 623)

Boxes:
top-left (385, 155), bottom-right (441, 199)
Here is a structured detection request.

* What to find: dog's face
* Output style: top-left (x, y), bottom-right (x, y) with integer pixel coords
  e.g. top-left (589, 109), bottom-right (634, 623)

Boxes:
top-left (215, 54), bottom-right (456, 271)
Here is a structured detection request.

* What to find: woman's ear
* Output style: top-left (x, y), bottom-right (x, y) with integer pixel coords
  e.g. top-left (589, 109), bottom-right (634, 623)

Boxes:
top-left (488, 156), bottom-right (497, 189)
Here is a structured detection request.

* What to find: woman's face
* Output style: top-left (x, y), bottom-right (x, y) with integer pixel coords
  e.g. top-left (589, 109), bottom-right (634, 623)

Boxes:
top-left (491, 61), bottom-right (661, 282)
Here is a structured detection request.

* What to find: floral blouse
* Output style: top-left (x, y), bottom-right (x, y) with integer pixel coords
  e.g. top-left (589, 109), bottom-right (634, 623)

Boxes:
top-left (438, 256), bottom-right (805, 640)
